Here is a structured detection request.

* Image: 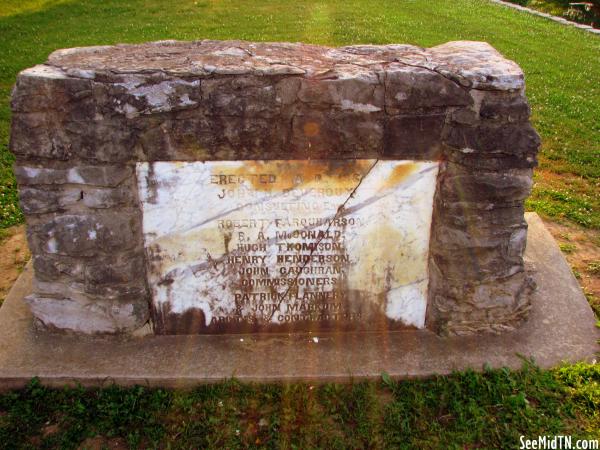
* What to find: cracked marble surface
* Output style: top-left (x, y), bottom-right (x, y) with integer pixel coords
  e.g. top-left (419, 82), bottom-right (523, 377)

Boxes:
top-left (137, 160), bottom-right (439, 333)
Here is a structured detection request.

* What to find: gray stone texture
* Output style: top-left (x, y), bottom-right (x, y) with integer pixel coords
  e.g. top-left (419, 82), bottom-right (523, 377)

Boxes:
top-left (10, 39), bottom-right (540, 335)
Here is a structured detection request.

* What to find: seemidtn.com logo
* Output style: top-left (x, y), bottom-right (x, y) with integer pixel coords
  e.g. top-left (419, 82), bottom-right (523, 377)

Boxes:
top-left (520, 436), bottom-right (599, 449)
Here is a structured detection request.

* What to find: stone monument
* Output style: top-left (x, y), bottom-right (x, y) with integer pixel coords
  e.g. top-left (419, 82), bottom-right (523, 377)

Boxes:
top-left (10, 40), bottom-right (540, 336)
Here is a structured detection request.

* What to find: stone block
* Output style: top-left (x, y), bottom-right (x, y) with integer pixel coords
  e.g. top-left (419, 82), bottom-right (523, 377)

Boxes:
top-left (32, 254), bottom-right (84, 283)
top-left (478, 90), bottom-right (531, 122)
top-left (18, 185), bottom-right (134, 214)
top-left (383, 114), bottom-right (446, 159)
top-left (290, 111), bottom-right (383, 158)
top-left (429, 271), bottom-right (535, 335)
top-left (15, 165), bottom-right (133, 187)
top-left (445, 148), bottom-right (537, 170)
top-left (11, 66), bottom-right (93, 115)
top-left (297, 68), bottom-right (384, 111)
top-left (440, 163), bottom-right (533, 203)
top-left (10, 112), bottom-right (73, 161)
top-left (138, 115), bottom-right (289, 161)
top-left (101, 75), bottom-right (202, 117)
top-left (25, 294), bottom-right (148, 334)
top-left (201, 76), bottom-right (280, 118)
top-left (9, 40), bottom-right (540, 336)
top-left (19, 187), bottom-right (81, 214)
top-left (81, 186), bottom-right (135, 209)
top-left (444, 121), bottom-right (540, 156)
top-left (440, 202), bottom-right (526, 229)
top-left (83, 281), bottom-right (147, 298)
top-left (384, 65), bottom-right (472, 113)
top-left (63, 119), bottom-right (141, 163)
top-left (84, 255), bottom-right (145, 285)
top-left (27, 213), bottom-right (140, 257)
top-left (430, 245), bottom-right (523, 282)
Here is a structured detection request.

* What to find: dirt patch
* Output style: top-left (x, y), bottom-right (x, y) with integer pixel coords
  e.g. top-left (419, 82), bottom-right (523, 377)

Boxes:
top-left (543, 218), bottom-right (600, 317)
top-left (0, 225), bottom-right (30, 305)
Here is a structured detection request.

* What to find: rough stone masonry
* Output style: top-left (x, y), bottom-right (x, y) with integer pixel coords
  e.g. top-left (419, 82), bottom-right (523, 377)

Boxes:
top-left (9, 40), bottom-right (540, 335)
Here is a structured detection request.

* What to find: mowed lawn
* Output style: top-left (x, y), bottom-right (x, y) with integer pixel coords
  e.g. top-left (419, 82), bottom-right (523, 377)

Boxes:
top-left (0, 1), bottom-right (599, 449)
top-left (0, 0), bottom-right (599, 229)
top-left (0, 364), bottom-right (599, 449)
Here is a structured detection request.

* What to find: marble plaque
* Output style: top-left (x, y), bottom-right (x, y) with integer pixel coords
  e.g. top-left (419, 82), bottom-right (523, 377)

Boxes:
top-left (136, 160), bottom-right (439, 334)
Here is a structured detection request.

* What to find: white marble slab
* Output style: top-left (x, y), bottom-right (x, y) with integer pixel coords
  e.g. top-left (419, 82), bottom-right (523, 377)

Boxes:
top-left (136, 160), bottom-right (439, 333)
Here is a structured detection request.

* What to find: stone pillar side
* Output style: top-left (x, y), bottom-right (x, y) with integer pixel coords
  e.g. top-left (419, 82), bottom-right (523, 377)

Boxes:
top-left (10, 68), bottom-right (150, 334)
top-left (427, 89), bottom-right (540, 334)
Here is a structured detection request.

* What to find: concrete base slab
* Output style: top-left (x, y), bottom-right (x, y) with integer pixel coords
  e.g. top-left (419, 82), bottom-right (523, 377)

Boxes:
top-left (0, 213), bottom-right (597, 389)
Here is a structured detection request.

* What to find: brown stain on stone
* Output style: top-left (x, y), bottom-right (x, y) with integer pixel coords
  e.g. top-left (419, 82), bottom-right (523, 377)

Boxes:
top-left (210, 160), bottom-right (375, 192)
top-left (180, 142), bottom-right (210, 160)
top-left (223, 231), bottom-right (232, 254)
top-left (155, 289), bottom-right (414, 334)
top-left (156, 302), bottom-right (207, 334)
top-left (303, 121), bottom-right (320, 137)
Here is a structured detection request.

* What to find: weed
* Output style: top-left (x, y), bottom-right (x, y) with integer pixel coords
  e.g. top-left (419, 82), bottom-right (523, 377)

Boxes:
top-left (560, 243), bottom-right (577, 254)
top-left (584, 290), bottom-right (600, 318)
top-left (587, 261), bottom-right (600, 275)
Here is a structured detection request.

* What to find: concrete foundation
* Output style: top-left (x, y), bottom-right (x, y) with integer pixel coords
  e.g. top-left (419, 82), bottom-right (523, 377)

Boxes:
top-left (0, 213), bottom-right (597, 389)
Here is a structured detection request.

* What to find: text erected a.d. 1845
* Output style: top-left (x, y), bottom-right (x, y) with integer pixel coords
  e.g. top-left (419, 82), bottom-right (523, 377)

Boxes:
top-left (137, 160), bottom-right (438, 334)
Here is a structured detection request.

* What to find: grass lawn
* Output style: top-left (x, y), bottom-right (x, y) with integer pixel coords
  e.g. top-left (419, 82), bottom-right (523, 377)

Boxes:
top-left (0, 362), bottom-right (598, 449)
top-left (0, 1), bottom-right (598, 448)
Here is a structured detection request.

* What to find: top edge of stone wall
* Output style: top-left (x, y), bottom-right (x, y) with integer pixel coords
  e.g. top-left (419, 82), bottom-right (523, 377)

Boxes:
top-left (21, 39), bottom-right (524, 91)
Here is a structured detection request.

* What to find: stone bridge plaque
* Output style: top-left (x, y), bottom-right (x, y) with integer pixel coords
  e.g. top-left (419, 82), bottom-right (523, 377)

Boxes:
top-left (137, 160), bottom-right (438, 333)
top-left (11, 39), bottom-right (540, 336)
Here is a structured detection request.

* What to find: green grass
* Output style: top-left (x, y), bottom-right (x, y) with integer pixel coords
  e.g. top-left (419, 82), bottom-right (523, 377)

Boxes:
top-left (0, 0), bottom-right (598, 228)
top-left (559, 242), bottom-right (577, 253)
top-left (0, 362), bottom-right (598, 449)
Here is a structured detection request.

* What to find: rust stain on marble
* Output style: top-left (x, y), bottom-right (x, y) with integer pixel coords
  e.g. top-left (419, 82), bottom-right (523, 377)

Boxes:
top-left (137, 160), bottom-right (439, 333)
top-left (381, 162), bottom-right (417, 190)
